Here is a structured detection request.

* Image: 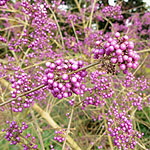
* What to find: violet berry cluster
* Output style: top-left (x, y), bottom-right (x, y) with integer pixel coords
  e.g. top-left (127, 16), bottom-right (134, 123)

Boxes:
top-left (101, 4), bottom-right (123, 20)
top-left (0, 36), bottom-right (7, 43)
top-left (2, 121), bottom-right (38, 150)
top-left (107, 106), bottom-right (143, 150)
top-left (121, 73), bottom-right (150, 109)
top-left (0, 0), bottom-right (9, 6)
top-left (8, 1), bottom-right (57, 57)
top-left (92, 32), bottom-right (140, 74)
top-left (10, 71), bottom-right (34, 112)
top-left (21, 1), bottom-right (57, 51)
top-left (43, 59), bottom-right (88, 99)
top-left (54, 129), bottom-right (66, 143)
top-left (127, 91), bottom-right (143, 110)
top-left (90, 71), bottom-right (114, 99)
top-left (122, 73), bottom-right (149, 91)
top-left (81, 70), bottom-right (114, 109)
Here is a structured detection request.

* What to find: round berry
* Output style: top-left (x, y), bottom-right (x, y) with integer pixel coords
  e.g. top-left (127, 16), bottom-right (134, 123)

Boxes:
top-left (120, 64), bottom-right (126, 70)
top-left (115, 32), bottom-right (120, 38)
top-left (62, 74), bottom-right (69, 80)
top-left (111, 57), bottom-right (117, 64)
top-left (71, 77), bottom-right (77, 83)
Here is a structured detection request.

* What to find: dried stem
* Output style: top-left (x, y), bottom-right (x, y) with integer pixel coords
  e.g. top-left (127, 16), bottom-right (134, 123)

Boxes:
top-left (71, 21), bottom-right (82, 53)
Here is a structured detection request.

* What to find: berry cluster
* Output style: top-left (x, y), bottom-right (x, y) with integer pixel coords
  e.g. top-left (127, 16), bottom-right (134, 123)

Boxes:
top-left (92, 32), bottom-right (140, 74)
top-left (0, 36), bottom-right (7, 43)
top-left (123, 73), bottom-right (149, 91)
top-left (101, 4), bottom-right (123, 20)
top-left (120, 73), bottom-right (150, 109)
top-left (107, 106), bottom-right (143, 150)
top-left (43, 59), bottom-right (88, 99)
top-left (127, 91), bottom-right (143, 110)
top-left (54, 129), bottom-right (66, 143)
top-left (10, 71), bottom-right (34, 112)
top-left (8, 1), bottom-right (57, 58)
top-left (2, 121), bottom-right (38, 149)
top-left (82, 96), bottom-right (101, 109)
top-left (69, 99), bottom-right (74, 106)
top-left (90, 71), bottom-right (114, 99)
top-left (0, 0), bottom-right (9, 6)
top-left (81, 71), bottom-right (114, 109)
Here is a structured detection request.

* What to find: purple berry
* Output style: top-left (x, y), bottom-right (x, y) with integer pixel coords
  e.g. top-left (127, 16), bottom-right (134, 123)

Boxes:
top-left (111, 57), bottom-right (117, 64)
top-left (116, 49), bottom-right (122, 56)
top-left (62, 74), bottom-right (69, 80)
top-left (120, 64), bottom-right (126, 70)
top-left (71, 77), bottom-right (77, 83)
top-left (115, 32), bottom-right (120, 38)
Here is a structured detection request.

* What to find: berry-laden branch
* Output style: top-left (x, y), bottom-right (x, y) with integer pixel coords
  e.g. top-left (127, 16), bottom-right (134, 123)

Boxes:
top-left (0, 60), bottom-right (101, 107)
top-left (0, 82), bottom-right (45, 107)
top-left (0, 78), bottom-right (82, 150)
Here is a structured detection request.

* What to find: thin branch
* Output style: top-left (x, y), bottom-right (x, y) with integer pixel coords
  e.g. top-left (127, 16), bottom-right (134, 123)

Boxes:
top-left (102, 107), bottom-right (114, 150)
top-left (45, 0), bottom-right (64, 48)
top-left (88, 0), bottom-right (97, 28)
top-left (30, 108), bottom-right (45, 150)
top-left (74, 0), bottom-right (86, 28)
top-left (20, 48), bottom-right (31, 68)
top-left (62, 103), bottom-right (74, 150)
top-left (0, 25), bottom-right (25, 31)
top-left (0, 83), bottom-right (45, 107)
top-left (71, 21), bottom-right (82, 53)
top-left (137, 48), bottom-right (150, 53)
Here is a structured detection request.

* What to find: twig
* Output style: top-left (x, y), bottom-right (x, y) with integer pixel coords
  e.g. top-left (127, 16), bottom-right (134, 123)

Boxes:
top-left (0, 25), bottom-right (25, 31)
top-left (103, 21), bottom-right (109, 33)
top-left (102, 16), bottom-right (114, 34)
top-left (20, 48), bottom-right (31, 68)
top-left (30, 108), bottom-right (45, 150)
top-left (0, 83), bottom-right (45, 107)
top-left (71, 21), bottom-right (82, 53)
top-left (45, 0), bottom-right (64, 48)
top-left (88, 0), bottom-right (97, 28)
top-left (102, 107), bottom-right (114, 150)
top-left (62, 102), bottom-right (74, 150)
top-left (74, 0), bottom-right (86, 28)
top-left (137, 48), bottom-right (150, 53)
